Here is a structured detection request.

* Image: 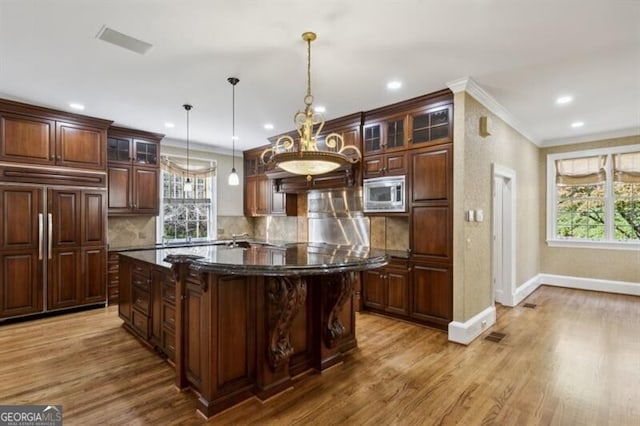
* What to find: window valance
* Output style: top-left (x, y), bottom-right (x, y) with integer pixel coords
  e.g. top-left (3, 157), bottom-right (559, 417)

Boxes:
top-left (555, 155), bottom-right (606, 185)
top-left (160, 156), bottom-right (217, 179)
top-left (613, 151), bottom-right (640, 183)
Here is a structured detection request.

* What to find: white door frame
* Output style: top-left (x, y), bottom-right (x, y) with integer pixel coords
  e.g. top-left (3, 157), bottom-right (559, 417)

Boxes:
top-left (492, 164), bottom-right (516, 307)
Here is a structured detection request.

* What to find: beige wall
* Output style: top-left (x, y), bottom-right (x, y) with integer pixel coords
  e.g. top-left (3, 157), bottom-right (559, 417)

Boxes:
top-left (539, 135), bottom-right (640, 283)
top-left (453, 93), bottom-right (541, 322)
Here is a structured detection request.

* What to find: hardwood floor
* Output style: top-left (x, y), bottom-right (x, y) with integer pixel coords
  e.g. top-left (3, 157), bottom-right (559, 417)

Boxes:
top-left (0, 285), bottom-right (638, 425)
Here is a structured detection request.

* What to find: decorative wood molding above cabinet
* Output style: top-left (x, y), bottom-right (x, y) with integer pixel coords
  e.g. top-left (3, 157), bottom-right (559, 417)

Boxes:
top-left (107, 126), bottom-right (164, 216)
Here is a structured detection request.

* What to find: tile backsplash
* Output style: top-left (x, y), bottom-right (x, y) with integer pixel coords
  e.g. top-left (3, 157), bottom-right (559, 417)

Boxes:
top-left (108, 216), bottom-right (156, 249)
top-left (369, 216), bottom-right (410, 251)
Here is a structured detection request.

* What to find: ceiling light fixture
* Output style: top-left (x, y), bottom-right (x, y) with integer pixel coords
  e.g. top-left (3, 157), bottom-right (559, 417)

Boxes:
top-left (164, 122), bottom-right (175, 128)
top-left (264, 123), bottom-right (274, 130)
top-left (183, 104), bottom-right (193, 192)
top-left (313, 105), bottom-right (326, 113)
top-left (387, 81), bottom-right (402, 90)
top-left (69, 103), bottom-right (85, 110)
top-left (556, 95), bottom-right (573, 105)
top-left (571, 121), bottom-right (584, 128)
top-left (261, 32), bottom-right (361, 180)
top-left (228, 77), bottom-right (240, 186)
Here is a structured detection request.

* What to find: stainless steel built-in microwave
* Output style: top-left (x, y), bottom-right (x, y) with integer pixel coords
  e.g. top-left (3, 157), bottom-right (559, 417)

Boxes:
top-left (363, 175), bottom-right (406, 213)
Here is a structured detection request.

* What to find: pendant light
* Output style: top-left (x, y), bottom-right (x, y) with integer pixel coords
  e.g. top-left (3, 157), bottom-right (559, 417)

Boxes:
top-left (228, 77), bottom-right (240, 186)
top-left (183, 103), bottom-right (193, 192)
top-left (261, 32), bottom-right (361, 180)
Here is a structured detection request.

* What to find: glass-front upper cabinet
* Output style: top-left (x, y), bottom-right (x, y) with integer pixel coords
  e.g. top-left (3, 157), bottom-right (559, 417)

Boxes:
top-left (363, 123), bottom-right (382, 154)
top-left (134, 139), bottom-right (158, 165)
top-left (409, 104), bottom-right (452, 146)
top-left (107, 136), bottom-right (131, 163)
top-left (363, 115), bottom-right (407, 155)
top-left (107, 137), bottom-right (158, 165)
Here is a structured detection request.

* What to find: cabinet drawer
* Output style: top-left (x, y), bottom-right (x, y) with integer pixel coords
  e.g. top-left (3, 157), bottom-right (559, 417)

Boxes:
top-left (132, 285), bottom-right (150, 314)
top-left (162, 304), bottom-right (175, 330)
top-left (162, 282), bottom-right (176, 303)
top-left (131, 272), bottom-right (150, 290)
top-left (108, 285), bottom-right (119, 300)
top-left (162, 328), bottom-right (175, 362)
top-left (131, 309), bottom-right (149, 339)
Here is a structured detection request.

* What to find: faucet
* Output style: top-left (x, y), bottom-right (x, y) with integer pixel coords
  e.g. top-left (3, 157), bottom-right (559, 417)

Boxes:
top-left (230, 232), bottom-right (250, 248)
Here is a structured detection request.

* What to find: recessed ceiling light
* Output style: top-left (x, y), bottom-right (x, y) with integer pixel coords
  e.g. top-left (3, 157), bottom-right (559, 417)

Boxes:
top-left (571, 121), bottom-right (584, 128)
top-left (69, 103), bottom-right (85, 110)
top-left (264, 123), bottom-right (274, 130)
top-left (232, 135), bottom-right (239, 141)
top-left (556, 95), bottom-right (573, 105)
top-left (387, 81), bottom-right (402, 90)
top-left (314, 105), bottom-right (326, 113)
top-left (164, 122), bottom-right (175, 128)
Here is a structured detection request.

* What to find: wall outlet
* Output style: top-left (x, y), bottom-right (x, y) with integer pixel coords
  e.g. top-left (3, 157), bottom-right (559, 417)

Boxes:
top-left (138, 232), bottom-right (147, 239)
top-left (481, 320), bottom-right (487, 328)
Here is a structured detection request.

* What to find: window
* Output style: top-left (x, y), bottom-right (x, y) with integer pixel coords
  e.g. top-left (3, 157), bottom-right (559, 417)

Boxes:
top-left (547, 145), bottom-right (640, 249)
top-left (159, 171), bottom-right (216, 242)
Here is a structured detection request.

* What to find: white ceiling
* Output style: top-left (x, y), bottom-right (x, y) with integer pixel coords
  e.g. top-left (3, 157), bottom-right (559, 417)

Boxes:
top-left (1, 0), bottom-right (638, 153)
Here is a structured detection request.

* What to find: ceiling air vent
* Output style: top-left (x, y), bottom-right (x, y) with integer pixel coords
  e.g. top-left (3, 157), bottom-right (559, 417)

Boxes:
top-left (96, 25), bottom-right (153, 55)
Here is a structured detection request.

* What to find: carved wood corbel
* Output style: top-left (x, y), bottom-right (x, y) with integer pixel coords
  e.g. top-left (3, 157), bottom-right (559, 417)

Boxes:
top-left (324, 272), bottom-right (354, 348)
top-left (266, 275), bottom-right (307, 372)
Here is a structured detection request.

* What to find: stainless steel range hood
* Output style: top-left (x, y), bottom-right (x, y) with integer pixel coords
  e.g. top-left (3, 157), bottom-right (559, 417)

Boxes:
top-left (307, 188), bottom-right (369, 246)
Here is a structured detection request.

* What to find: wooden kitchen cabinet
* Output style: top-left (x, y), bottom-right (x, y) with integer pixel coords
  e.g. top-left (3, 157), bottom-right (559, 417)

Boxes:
top-left (363, 152), bottom-right (407, 178)
top-left (118, 256), bottom-right (176, 361)
top-left (362, 114), bottom-right (407, 156)
top-left (0, 186), bottom-right (44, 318)
top-left (0, 108), bottom-right (107, 170)
top-left (0, 99), bottom-right (111, 321)
top-left (408, 104), bottom-right (452, 148)
top-left (107, 252), bottom-right (120, 303)
top-left (47, 188), bottom-right (107, 309)
top-left (244, 148), bottom-right (297, 217)
top-left (410, 262), bottom-right (452, 327)
top-left (362, 257), bottom-right (409, 316)
top-left (107, 126), bottom-right (163, 216)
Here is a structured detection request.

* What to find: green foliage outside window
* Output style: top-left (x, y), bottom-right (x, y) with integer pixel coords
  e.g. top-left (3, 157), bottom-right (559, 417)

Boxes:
top-left (556, 179), bottom-right (639, 241)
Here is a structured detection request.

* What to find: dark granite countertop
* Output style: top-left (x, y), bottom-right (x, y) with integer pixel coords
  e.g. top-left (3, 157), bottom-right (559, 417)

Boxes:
top-left (119, 241), bottom-right (389, 276)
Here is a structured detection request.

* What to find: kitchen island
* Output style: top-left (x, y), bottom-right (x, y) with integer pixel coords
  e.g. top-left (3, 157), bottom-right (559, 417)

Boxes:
top-left (117, 241), bottom-right (388, 418)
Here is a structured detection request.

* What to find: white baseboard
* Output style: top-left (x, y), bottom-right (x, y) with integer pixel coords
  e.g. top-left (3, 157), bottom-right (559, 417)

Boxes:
top-left (540, 273), bottom-right (640, 296)
top-left (512, 275), bottom-right (543, 306)
top-left (448, 305), bottom-right (496, 345)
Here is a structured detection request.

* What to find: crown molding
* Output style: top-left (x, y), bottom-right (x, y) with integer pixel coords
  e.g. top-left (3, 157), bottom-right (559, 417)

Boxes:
top-left (446, 77), bottom-right (539, 145)
top-left (539, 127), bottom-right (640, 147)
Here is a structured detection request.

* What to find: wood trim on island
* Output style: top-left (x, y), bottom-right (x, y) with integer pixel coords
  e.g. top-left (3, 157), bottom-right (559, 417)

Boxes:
top-left (118, 243), bottom-right (386, 419)
top-left (171, 260), bottom-right (359, 418)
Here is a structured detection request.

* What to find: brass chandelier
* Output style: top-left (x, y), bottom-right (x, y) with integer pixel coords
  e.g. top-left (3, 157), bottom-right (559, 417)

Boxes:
top-left (261, 32), bottom-right (361, 180)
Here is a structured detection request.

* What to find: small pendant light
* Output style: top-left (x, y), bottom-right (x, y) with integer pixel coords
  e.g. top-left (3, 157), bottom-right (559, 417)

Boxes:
top-left (183, 103), bottom-right (193, 192)
top-left (227, 77), bottom-right (240, 186)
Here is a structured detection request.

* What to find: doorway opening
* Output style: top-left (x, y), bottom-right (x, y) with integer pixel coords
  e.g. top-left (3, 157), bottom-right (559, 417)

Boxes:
top-left (492, 164), bottom-right (516, 307)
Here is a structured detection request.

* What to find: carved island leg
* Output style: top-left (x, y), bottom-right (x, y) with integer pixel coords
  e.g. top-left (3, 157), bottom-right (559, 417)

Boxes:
top-left (255, 275), bottom-right (307, 400)
top-left (267, 275), bottom-right (307, 371)
top-left (324, 272), bottom-right (355, 348)
top-left (316, 272), bottom-right (357, 370)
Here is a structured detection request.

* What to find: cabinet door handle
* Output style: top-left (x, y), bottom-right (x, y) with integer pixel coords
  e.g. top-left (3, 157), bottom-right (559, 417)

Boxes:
top-left (47, 213), bottom-right (53, 259)
top-left (38, 213), bottom-right (44, 260)
top-left (56, 155), bottom-right (61, 161)
top-left (408, 138), bottom-right (413, 143)
top-left (49, 155), bottom-right (54, 161)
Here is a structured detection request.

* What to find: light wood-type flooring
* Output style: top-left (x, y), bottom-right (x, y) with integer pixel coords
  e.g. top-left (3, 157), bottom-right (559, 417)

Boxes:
top-left (0, 285), bottom-right (638, 425)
